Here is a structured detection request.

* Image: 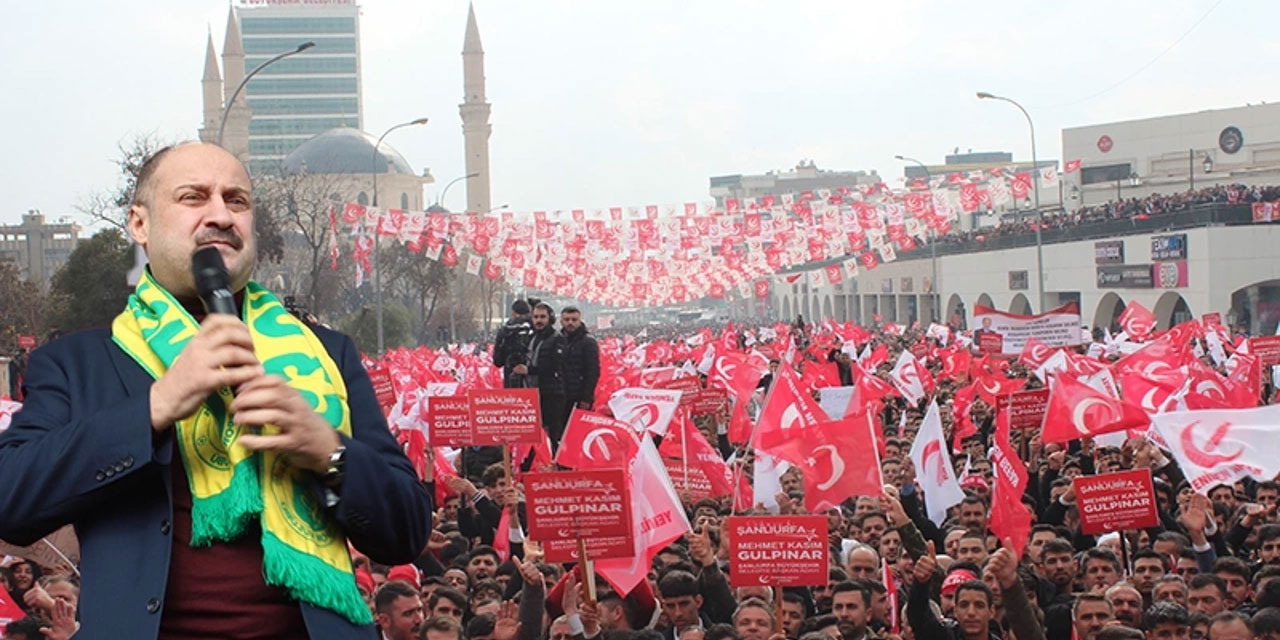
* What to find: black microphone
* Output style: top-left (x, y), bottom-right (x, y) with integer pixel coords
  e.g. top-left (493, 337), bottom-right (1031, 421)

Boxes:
top-left (191, 246), bottom-right (239, 316)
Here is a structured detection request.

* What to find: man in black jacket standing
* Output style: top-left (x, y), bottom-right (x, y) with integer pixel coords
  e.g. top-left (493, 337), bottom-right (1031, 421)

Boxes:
top-left (512, 303), bottom-right (568, 446)
top-left (558, 306), bottom-right (600, 415)
top-left (492, 299), bottom-right (534, 388)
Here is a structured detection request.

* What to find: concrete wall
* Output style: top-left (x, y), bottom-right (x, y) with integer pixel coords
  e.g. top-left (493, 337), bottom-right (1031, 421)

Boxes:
top-left (774, 223), bottom-right (1280, 332)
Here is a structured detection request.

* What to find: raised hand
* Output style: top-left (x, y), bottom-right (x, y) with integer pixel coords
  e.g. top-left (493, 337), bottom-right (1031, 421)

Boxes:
top-left (150, 314), bottom-right (263, 430)
top-left (984, 539), bottom-right (1019, 589)
top-left (516, 555), bottom-right (545, 591)
top-left (493, 600), bottom-right (522, 640)
top-left (687, 526), bottom-right (716, 567)
top-left (913, 540), bottom-right (937, 584)
top-left (39, 598), bottom-right (77, 640)
top-left (880, 489), bottom-right (909, 527)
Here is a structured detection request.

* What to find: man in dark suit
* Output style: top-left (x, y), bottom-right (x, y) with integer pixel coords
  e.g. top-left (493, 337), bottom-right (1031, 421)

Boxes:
top-left (0, 142), bottom-right (432, 639)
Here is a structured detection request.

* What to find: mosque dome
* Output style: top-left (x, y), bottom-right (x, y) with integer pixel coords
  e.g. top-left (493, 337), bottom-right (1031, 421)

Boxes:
top-left (281, 127), bottom-right (415, 176)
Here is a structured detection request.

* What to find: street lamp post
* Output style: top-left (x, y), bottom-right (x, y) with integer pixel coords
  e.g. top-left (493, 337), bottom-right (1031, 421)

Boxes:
top-left (437, 172), bottom-right (480, 208)
top-left (978, 91), bottom-right (1045, 313)
top-left (895, 154), bottom-right (940, 322)
top-left (371, 117), bottom-right (430, 354)
top-left (217, 42), bottom-right (315, 146)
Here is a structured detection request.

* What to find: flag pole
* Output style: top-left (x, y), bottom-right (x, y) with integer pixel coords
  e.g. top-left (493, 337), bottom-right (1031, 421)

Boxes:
top-left (577, 536), bottom-right (597, 602)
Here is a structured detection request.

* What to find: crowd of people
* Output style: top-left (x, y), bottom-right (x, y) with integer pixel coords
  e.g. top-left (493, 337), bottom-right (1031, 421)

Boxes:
top-left (926, 183), bottom-right (1280, 252)
top-left (4, 141), bottom-right (1280, 640)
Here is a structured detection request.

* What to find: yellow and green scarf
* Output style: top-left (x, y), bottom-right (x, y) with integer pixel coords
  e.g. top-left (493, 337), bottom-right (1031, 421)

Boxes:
top-left (111, 268), bottom-right (371, 625)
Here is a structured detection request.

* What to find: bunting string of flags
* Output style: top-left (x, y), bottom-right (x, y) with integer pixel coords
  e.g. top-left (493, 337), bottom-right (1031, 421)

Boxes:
top-left (328, 160), bottom-right (1083, 307)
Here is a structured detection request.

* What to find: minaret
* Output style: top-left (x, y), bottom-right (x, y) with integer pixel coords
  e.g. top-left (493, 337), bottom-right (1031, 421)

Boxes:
top-left (460, 3), bottom-right (492, 215)
top-left (220, 6), bottom-right (251, 160)
top-left (198, 30), bottom-right (223, 144)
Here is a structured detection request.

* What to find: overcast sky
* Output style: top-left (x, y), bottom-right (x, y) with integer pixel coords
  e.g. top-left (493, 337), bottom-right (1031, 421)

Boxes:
top-left (1, 0), bottom-right (1264, 228)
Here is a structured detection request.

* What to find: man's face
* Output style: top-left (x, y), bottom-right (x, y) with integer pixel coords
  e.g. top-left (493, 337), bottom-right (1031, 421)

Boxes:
top-left (1028, 532), bottom-right (1057, 564)
top-left (846, 549), bottom-right (878, 582)
top-left (734, 607), bottom-right (773, 640)
top-left (1073, 601), bottom-right (1114, 640)
top-left (780, 600), bottom-right (804, 638)
top-left (813, 580), bottom-right (837, 613)
top-left (532, 308), bottom-right (551, 330)
top-left (1084, 559), bottom-right (1120, 591)
top-left (1175, 556), bottom-right (1199, 579)
top-left (432, 598), bottom-right (464, 621)
top-left (952, 589), bottom-right (993, 639)
top-left (1133, 558), bottom-right (1167, 592)
top-left (1041, 551), bottom-right (1076, 588)
top-left (1153, 582), bottom-right (1187, 606)
top-left (550, 620), bottom-right (574, 640)
top-left (1215, 572), bottom-right (1250, 609)
top-left (1261, 536), bottom-right (1280, 563)
top-left (443, 497), bottom-right (460, 521)
top-left (956, 538), bottom-right (988, 566)
top-left (959, 503), bottom-right (987, 531)
top-left (127, 143), bottom-right (256, 297)
top-left (45, 581), bottom-right (77, 608)
top-left (1187, 585), bottom-right (1225, 616)
top-left (661, 595), bottom-right (702, 628)
top-left (1107, 588), bottom-right (1144, 627)
top-left (378, 594), bottom-right (425, 640)
top-left (1154, 540), bottom-right (1180, 560)
top-left (561, 312), bottom-right (582, 333)
top-left (1146, 623), bottom-right (1190, 640)
top-left (1259, 488), bottom-right (1279, 508)
top-left (467, 553), bottom-right (498, 581)
top-left (859, 517), bottom-right (887, 547)
top-left (854, 497), bottom-right (877, 518)
top-left (1208, 619), bottom-right (1253, 640)
top-left (443, 569), bottom-right (468, 591)
top-left (945, 530), bottom-right (966, 558)
top-left (1209, 486), bottom-right (1237, 511)
top-left (781, 469), bottom-right (803, 493)
top-left (879, 530), bottom-right (902, 562)
top-left (870, 589), bottom-right (889, 624)
top-left (831, 591), bottom-right (869, 639)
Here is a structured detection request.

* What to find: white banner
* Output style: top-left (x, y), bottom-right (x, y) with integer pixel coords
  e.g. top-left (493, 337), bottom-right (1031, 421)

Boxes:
top-left (973, 302), bottom-right (1084, 355)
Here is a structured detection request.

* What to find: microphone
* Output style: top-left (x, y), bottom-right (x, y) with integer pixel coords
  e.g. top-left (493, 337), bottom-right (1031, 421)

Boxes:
top-left (191, 246), bottom-right (239, 316)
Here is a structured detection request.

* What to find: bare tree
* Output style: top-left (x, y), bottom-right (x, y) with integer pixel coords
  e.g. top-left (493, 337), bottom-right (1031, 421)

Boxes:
top-left (382, 243), bottom-right (453, 344)
top-left (76, 133), bottom-right (168, 231)
top-left (251, 167), bottom-right (351, 317)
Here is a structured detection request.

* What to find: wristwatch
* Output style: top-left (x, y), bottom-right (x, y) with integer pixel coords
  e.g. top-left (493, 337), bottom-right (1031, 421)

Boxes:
top-left (322, 444), bottom-right (347, 487)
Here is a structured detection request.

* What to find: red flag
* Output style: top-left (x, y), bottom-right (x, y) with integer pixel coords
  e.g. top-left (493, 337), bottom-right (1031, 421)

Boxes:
top-left (1118, 301), bottom-right (1157, 341)
top-left (988, 414), bottom-right (1031, 558)
top-left (753, 366), bottom-right (826, 465)
top-left (800, 357), bottom-right (842, 391)
top-left (883, 561), bottom-right (901, 635)
top-left (802, 412), bottom-right (883, 512)
top-left (726, 401), bottom-right (754, 445)
top-left (1019, 336), bottom-right (1057, 369)
top-left (594, 440), bottom-right (691, 595)
top-left (555, 409), bottom-right (640, 469)
top-left (973, 369), bottom-right (1027, 406)
top-left (1121, 373), bottom-right (1180, 416)
top-left (0, 583), bottom-right (25, 627)
top-left (853, 364), bottom-right (895, 403)
top-left (863, 343), bottom-right (890, 370)
top-left (709, 351), bottom-right (769, 399)
top-left (1064, 159), bottom-right (1082, 173)
top-left (659, 412), bottom-right (734, 496)
top-left (1042, 374), bottom-right (1150, 443)
top-left (939, 346), bottom-right (972, 382)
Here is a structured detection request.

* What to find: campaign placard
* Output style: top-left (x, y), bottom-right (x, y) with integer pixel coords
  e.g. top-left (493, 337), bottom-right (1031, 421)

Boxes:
top-left (467, 388), bottom-right (544, 445)
top-left (1074, 469), bottom-right (1159, 535)
top-left (978, 332), bottom-right (1004, 355)
top-left (17, 335), bottom-right (36, 350)
top-left (426, 396), bottom-right (472, 446)
top-left (525, 469), bottom-right (633, 563)
top-left (909, 342), bottom-right (928, 360)
top-left (996, 388), bottom-right (1051, 429)
top-left (366, 367), bottom-right (396, 413)
top-left (664, 457), bottom-right (713, 501)
top-left (1202, 312), bottom-right (1222, 326)
top-left (1248, 336), bottom-right (1280, 367)
top-left (727, 515), bottom-right (829, 587)
top-left (657, 376), bottom-right (702, 406)
top-left (690, 388), bottom-right (729, 417)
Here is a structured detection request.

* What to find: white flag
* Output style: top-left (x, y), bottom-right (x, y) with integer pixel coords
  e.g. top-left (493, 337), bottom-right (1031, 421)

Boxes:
top-left (909, 400), bottom-right (966, 524)
top-left (607, 388), bottom-right (683, 436)
top-left (752, 450), bottom-right (790, 513)
top-left (1152, 405), bottom-right (1280, 494)
top-left (889, 350), bottom-right (925, 404)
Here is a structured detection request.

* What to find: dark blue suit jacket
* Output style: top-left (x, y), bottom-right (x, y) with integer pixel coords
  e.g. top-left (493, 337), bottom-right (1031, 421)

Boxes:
top-left (0, 324), bottom-right (433, 639)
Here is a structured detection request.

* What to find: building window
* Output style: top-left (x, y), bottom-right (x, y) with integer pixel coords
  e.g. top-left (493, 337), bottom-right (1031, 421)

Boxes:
top-left (357, 192), bottom-right (369, 206)
top-left (245, 56), bottom-right (358, 75)
top-left (246, 76), bottom-right (358, 96)
top-left (239, 16), bottom-right (356, 35)
top-left (400, 193), bottom-right (409, 210)
top-left (247, 96), bottom-right (359, 115)
top-left (241, 36), bottom-right (356, 55)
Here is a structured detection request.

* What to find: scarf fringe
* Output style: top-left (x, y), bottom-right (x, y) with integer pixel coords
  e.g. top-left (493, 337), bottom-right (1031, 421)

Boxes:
top-left (188, 458), bottom-right (263, 547)
top-left (262, 532), bottom-right (373, 625)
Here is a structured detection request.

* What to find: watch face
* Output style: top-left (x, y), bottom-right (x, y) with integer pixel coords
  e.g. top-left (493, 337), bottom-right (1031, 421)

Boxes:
top-left (1219, 126), bottom-right (1244, 154)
